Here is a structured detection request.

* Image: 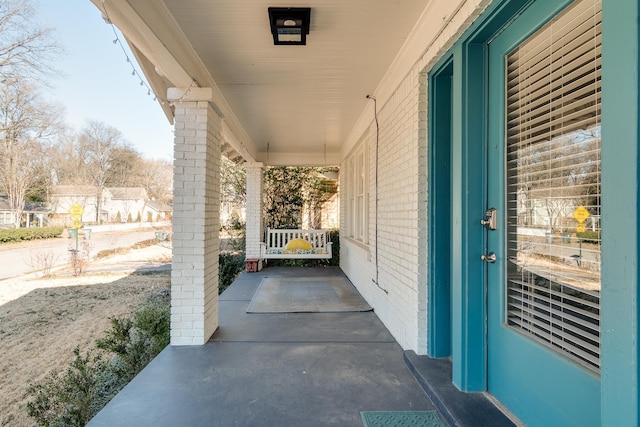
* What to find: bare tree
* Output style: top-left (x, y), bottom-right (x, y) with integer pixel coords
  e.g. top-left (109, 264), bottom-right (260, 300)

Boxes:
top-left (0, 79), bottom-right (60, 227)
top-left (50, 130), bottom-right (142, 188)
top-left (0, 0), bottom-right (61, 227)
top-left (221, 156), bottom-right (245, 206)
top-left (78, 120), bottom-right (128, 222)
top-left (80, 120), bottom-right (121, 186)
top-left (0, 0), bottom-right (60, 83)
top-left (108, 145), bottom-right (143, 186)
top-left (48, 130), bottom-right (89, 185)
top-left (514, 128), bottom-right (601, 231)
top-left (49, 126), bottom-right (173, 214)
top-left (139, 158), bottom-right (172, 203)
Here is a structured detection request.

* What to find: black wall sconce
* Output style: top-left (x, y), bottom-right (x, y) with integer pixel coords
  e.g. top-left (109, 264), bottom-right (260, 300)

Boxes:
top-left (268, 7), bottom-right (311, 45)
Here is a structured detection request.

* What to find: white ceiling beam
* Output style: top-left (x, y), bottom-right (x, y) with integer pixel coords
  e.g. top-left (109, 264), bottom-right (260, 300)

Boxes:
top-left (222, 121), bottom-right (256, 163)
top-left (256, 151), bottom-right (340, 167)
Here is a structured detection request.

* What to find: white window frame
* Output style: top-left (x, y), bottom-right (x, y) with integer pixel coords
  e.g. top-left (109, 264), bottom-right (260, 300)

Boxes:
top-left (346, 141), bottom-right (368, 243)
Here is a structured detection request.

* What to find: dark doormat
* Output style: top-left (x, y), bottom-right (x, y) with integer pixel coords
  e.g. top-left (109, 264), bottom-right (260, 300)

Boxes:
top-left (247, 276), bottom-right (373, 313)
top-left (360, 411), bottom-right (445, 427)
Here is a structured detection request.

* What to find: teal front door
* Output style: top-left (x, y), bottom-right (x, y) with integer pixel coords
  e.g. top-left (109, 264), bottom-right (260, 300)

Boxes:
top-left (485, 0), bottom-right (601, 424)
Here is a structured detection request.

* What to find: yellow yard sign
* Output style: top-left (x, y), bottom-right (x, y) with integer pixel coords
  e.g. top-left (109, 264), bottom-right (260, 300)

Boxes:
top-left (573, 205), bottom-right (590, 224)
top-left (68, 203), bottom-right (84, 219)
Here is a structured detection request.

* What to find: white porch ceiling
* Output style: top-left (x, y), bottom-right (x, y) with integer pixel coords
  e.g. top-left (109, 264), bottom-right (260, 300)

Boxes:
top-left (92, 0), bottom-right (431, 165)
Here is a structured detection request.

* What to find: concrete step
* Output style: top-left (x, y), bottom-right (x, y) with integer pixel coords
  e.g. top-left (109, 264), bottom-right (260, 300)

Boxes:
top-left (403, 350), bottom-right (518, 427)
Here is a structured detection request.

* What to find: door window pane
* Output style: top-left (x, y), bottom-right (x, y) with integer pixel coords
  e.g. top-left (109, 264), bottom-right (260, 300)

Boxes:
top-left (505, 0), bottom-right (601, 372)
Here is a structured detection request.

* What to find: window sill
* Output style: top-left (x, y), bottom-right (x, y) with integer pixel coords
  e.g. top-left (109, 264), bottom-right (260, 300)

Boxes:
top-left (342, 236), bottom-right (371, 255)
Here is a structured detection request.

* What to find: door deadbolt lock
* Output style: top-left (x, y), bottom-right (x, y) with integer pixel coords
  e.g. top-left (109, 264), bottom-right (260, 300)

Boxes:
top-left (481, 208), bottom-right (497, 230)
top-left (481, 252), bottom-right (496, 263)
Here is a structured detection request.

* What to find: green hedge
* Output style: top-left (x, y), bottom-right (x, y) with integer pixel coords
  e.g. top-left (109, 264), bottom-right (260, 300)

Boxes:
top-left (26, 290), bottom-right (171, 426)
top-left (0, 227), bottom-right (64, 244)
top-left (576, 230), bottom-right (600, 244)
top-left (219, 252), bottom-right (245, 294)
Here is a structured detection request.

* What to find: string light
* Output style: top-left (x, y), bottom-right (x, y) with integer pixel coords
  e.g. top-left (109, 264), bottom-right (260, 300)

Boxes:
top-left (99, 2), bottom-right (251, 164)
top-left (100, 0), bottom-right (185, 108)
top-left (167, 79), bottom-right (197, 107)
top-left (100, 1), bottom-right (204, 112)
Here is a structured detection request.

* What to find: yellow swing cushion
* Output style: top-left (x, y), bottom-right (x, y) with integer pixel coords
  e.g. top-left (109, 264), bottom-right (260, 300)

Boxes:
top-left (285, 238), bottom-right (313, 253)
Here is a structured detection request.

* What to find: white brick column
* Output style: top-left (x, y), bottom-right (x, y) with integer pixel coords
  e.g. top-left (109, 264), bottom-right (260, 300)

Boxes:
top-left (245, 162), bottom-right (264, 262)
top-left (170, 87), bottom-right (221, 345)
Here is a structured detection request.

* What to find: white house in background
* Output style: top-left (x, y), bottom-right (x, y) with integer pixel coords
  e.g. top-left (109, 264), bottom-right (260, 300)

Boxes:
top-left (49, 185), bottom-right (100, 225)
top-left (144, 199), bottom-right (173, 222)
top-left (0, 196), bottom-right (11, 227)
top-left (0, 195), bottom-right (48, 228)
top-left (49, 185), bottom-right (169, 225)
top-left (102, 187), bottom-right (148, 223)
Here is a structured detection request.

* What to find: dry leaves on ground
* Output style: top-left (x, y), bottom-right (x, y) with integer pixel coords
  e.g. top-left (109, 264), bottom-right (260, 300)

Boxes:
top-left (0, 255), bottom-right (170, 426)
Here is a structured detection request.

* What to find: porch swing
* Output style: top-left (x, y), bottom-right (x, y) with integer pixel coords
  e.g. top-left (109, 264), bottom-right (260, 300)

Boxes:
top-left (260, 227), bottom-right (333, 260)
top-left (259, 145), bottom-right (334, 261)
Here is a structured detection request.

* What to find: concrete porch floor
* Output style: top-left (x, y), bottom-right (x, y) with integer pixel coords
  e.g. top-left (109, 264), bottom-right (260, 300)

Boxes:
top-left (88, 267), bottom-right (515, 427)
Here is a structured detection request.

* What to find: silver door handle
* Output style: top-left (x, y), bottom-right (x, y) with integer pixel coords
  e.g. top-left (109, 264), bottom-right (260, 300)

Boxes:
top-left (481, 252), bottom-right (496, 263)
top-left (481, 208), bottom-right (497, 230)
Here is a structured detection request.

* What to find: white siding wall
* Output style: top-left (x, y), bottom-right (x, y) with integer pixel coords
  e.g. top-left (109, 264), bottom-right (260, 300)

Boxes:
top-left (340, 0), bottom-right (490, 354)
top-left (107, 199), bottom-right (146, 222)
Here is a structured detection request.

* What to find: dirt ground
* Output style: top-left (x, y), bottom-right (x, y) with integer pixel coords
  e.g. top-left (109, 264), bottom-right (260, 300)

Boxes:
top-left (0, 243), bottom-right (172, 427)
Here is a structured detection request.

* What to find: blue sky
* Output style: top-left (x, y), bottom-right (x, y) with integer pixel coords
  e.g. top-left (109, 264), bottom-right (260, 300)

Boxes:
top-left (33, 0), bottom-right (175, 161)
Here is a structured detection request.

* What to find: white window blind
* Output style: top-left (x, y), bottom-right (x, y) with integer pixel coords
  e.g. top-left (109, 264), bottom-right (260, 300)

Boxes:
top-left (505, 0), bottom-right (601, 372)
